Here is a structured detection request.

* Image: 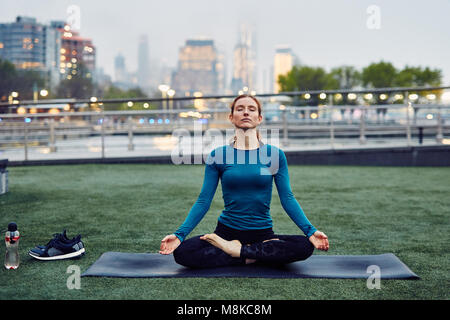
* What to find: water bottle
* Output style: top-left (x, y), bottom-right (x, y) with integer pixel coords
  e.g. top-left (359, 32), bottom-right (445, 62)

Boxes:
top-left (5, 222), bottom-right (20, 270)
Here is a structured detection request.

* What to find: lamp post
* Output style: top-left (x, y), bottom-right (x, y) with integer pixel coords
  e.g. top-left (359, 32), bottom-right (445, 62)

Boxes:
top-left (158, 84), bottom-right (170, 111)
top-left (167, 89), bottom-right (175, 123)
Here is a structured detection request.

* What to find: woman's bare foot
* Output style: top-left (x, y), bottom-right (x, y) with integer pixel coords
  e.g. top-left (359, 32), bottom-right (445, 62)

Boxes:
top-left (200, 233), bottom-right (242, 258)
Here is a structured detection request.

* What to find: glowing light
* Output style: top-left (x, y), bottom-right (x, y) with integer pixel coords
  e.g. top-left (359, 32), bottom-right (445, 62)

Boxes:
top-left (167, 89), bottom-right (175, 97)
top-left (426, 114), bottom-right (433, 120)
top-left (17, 107), bottom-right (26, 114)
top-left (379, 94), bottom-right (387, 100)
top-left (441, 91), bottom-right (450, 102)
top-left (408, 94), bottom-right (419, 101)
top-left (143, 103), bottom-right (149, 108)
top-left (310, 113), bottom-right (318, 119)
top-left (127, 101), bottom-right (133, 107)
top-left (335, 93), bottom-right (342, 100)
top-left (319, 93), bottom-right (327, 99)
top-left (158, 84), bottom-right (170, 92)
top-left (426, 94), bottom-right (436, 100)
top-left (149, 119), bottom-right (155, 124)
top-left (90, 97), bottom-right (98, 103)
top-left (279, 105), bottom-right (286, 110)
top-left (49, 108), bottom-right (60, 114)
top-left (304, 93), bottom-right (311, 99)
top-left (364, 93), bottom-right (373, 100)
top-left (348, 93), bottom-right (357, 100)
top-left (11, 92), bottom-right (19, 98)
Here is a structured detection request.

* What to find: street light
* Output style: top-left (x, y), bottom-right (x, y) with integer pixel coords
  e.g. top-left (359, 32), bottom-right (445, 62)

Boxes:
top-left (158, 84), bottom-right (170, 111)
top-left (167, 88), bottom-right (175, 114)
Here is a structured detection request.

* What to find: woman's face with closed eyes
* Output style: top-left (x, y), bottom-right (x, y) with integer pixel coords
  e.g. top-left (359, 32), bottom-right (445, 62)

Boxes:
top-left (229, 96), bottom-right (262, 129)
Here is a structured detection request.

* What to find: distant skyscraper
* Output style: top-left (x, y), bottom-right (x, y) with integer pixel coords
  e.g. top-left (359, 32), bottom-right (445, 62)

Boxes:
top-left (231, 24), bottom-right (257, 94)
top-left (171, 38), bottom-right (219, 96)
top-left (114, 53), bottom-right (127, 83)
top-left (273, 45), bottom-right (294, 93)
top-left (0, 16), bottom-right (61, 88)
top-left (137, 34), bottom-right (150, 91)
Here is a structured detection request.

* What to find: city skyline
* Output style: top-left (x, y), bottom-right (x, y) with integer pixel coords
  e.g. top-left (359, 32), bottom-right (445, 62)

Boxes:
top-left (1, 0), bottom-right (449, 93)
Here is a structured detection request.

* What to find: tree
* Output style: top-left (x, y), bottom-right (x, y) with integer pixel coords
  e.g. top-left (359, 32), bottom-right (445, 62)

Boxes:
top-left (0, 59), bottom-right (18, 101)
top-left (278, 65), bottom-right (338, 91)
top-left (0, 58), bottom-right (46, 101)
top-left (55, 62), bottom-right (94, 99)
top-left (278, 66), bottom-right (339, 105)
top-left (330, 66), bottom-right (362, 90)
top-left (361, 61), bottom-right (397, 88)
top-left (102, 85), bottom-right (155, 111)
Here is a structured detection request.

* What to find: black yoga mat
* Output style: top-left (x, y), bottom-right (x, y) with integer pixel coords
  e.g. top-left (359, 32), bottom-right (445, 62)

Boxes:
top-left (81, 252), bottom-right (419, 279)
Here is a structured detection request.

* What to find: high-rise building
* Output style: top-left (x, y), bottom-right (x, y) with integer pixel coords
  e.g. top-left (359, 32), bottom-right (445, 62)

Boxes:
top-left (273, 45), bottom-right (294, 93)
top-left (0, 16), bottom-right (61, 88)
top-left (171, 38), bottom-right (219, 97)
top-left (137, 34), bottom-right (150, 91)
top-left (231, 24), bottom-right (256, 94)
top-left (51, 21), bottom-right (96, 81)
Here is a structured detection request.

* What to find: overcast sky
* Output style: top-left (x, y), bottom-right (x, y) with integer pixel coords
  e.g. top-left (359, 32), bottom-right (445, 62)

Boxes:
top-left (2, 0), bottom-right (450, 89)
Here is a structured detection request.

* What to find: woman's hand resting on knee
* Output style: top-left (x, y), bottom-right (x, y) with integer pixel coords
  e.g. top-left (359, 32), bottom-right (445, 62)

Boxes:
top-left (309, 231), bottom-right (329, 251)
top-left (159, 234), bottom-right (181, 255)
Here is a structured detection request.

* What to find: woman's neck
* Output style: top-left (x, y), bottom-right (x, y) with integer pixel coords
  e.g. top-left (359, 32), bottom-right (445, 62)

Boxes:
top-left (234, 128), bottom-right (259, 150)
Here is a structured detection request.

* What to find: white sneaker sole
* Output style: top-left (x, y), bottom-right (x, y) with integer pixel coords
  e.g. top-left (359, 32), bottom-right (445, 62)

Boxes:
top-left (28, 248), bottom-right (85, 261)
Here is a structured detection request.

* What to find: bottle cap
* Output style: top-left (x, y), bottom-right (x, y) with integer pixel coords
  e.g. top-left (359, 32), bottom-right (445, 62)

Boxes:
top-left (7, 222), bottom-right (17, 232)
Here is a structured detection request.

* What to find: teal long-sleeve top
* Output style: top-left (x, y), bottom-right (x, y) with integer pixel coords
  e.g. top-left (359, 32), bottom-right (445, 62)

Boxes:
top-left (174, 143), bottom-right (317, 242)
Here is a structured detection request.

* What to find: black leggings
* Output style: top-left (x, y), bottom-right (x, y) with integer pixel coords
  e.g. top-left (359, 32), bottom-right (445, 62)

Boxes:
top-left (173, 222), bottom-right (314, 268)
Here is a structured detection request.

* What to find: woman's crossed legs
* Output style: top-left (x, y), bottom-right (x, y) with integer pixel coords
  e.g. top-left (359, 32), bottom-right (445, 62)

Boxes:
top-left (173, 232), bottom-right (314, 269)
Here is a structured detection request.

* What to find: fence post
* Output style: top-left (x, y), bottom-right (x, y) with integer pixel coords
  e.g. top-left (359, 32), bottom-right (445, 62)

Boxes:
top-left (436, 106), bottom-right (443, 143)
top-left (282, 108), bottom-right (288, 146)
top-left (128, 116), bottom-right (134, 151)
top-left (101, 114), bottom-right (105, 158)
top-left (329, 96), bottom-right (335, 148)
top-left (23, 117), bottom-right (29, 161)
top-left (359, 107), bottom-right (366, 144)
top-left (49, 117), bottom-right (57, 152)
top-left (406, 102), bottom-right (412, 146)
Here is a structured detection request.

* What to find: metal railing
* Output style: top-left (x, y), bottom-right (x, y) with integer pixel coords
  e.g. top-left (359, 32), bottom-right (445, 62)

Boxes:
top-left (1, 86), bottom-right (449, 162)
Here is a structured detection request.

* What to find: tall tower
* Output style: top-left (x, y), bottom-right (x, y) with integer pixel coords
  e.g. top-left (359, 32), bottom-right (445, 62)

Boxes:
top-left (114, 53), bottom-right (127, 83)
top-left (171, 38), bottom-right (219, 96)
top-left (231, 24), bottom-right (256, 94)
top-left (137, 34), bottom-right (150, 91)
top-left (273, 45), bottom-right (294, 93)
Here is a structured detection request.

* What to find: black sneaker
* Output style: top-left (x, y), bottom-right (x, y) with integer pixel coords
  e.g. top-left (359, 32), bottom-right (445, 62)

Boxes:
top-left (35, 230), bottom-right (73, 249)
top-left (29, 233), bottom-right (85, 261)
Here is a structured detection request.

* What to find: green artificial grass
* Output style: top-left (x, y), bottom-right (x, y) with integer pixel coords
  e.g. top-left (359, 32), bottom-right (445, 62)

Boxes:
top-left (0, 164), bottom-right (449, 300)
